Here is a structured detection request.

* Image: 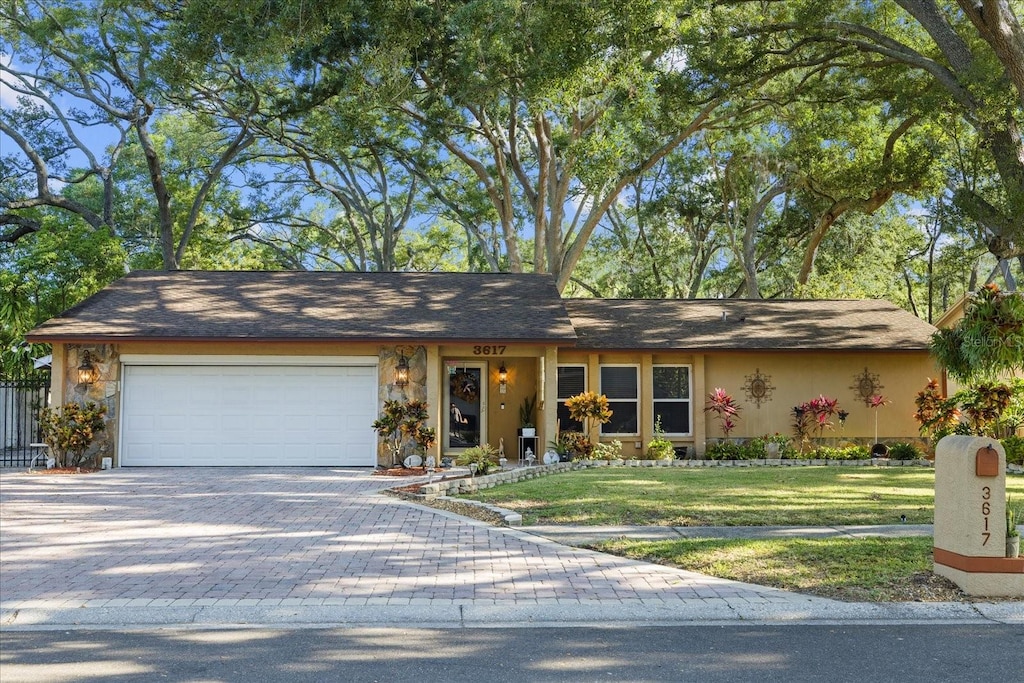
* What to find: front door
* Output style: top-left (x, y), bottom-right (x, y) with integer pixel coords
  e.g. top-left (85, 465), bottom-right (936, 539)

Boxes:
top-left (445, 362), bottom-right (486, 452)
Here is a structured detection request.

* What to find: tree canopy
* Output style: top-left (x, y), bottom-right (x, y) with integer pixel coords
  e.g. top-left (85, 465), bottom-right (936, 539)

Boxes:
top-left (3, 0), bottom-right (1023, 366)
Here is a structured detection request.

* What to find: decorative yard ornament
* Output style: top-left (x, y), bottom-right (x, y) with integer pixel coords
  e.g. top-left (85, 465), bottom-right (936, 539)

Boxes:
top-left (850, 367), bottom-right (883, 406)
top-left (742, 368), bottom-right (775, 408)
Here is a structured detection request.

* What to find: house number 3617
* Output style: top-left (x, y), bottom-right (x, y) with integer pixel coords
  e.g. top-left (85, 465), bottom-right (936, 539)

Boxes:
top-left (473, 345), bottom-right (506, 355)
top-left (981, 486), bottom-right (991, 546)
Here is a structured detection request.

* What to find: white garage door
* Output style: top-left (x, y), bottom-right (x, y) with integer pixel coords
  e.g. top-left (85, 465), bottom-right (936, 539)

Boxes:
top-left (120, 361), bottom-right (378, 466)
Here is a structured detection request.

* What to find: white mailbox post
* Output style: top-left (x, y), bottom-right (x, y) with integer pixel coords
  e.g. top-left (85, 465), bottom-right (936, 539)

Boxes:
top-left (933, 435), bottom-right (1023, 597)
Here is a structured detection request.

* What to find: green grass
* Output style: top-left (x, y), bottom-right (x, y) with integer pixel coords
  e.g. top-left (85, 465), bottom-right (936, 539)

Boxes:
top-left (459, 467), bottom-right (1024, 527)
top-left (591, 536), bottom-right (950, 602)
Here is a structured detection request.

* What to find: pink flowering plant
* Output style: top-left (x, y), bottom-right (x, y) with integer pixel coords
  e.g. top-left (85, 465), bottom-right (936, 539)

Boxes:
top-left (868, 394), bottom-right (889, 445)
top-left (704, 388), bottom-right (741, 438)
top-left (792, 395), bottom-right (842, 448)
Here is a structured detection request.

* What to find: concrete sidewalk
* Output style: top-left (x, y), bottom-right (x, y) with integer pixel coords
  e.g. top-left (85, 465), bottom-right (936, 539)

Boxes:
top-left (1, 468), bottom-right (1020, 631)
top-left (524, 523), bottom-right (935, 546)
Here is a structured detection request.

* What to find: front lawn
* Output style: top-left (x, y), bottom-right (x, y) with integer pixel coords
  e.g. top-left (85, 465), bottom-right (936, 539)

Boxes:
top-left (590, 536), bottom-right (963, 602)
top-left (458, 467), bottom-right (1024, 527)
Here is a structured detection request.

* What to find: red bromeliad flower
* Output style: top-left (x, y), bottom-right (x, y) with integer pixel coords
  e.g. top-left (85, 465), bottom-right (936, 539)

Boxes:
top-left (868, 394), bottom-right (889, 409)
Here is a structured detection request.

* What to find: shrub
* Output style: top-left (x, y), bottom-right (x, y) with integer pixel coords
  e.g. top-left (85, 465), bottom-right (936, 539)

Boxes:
top-left (643, 418), bottom-right (674, 460)
top-left (372, 399), bottom-right (435, 464)
top-left (39, 401), bottom-right (108, 468)
top-left (914, 378), bottom-right (960, 445)
top-left (740, 438), bottom-right (767, 459)
top-left (593, 440), bottom-right (623, 460)
top-left (1003, 436), bottom-right (1024, 466)
top-left (705, 442), bottom-right (744, 460)
top-left (886, 442), bottom-right (924, 460)
top-left (457, 444), bottom-right (499, 475)
top-left (807, 445), bottom-right (870, 461)
top-left (552, 431), bottom-right (592, 460)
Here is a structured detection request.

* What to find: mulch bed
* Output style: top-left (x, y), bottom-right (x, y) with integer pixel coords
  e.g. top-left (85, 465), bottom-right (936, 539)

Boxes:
top-left (373, 466), bottom-right (433, 477)
top-left (26, 467), bottom-right (101, 475)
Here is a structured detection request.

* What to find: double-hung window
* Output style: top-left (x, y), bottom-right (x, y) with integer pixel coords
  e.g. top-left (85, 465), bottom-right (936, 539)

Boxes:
top-left (653, 365), bottom-right (692, 435)
top-left (556, 365), bottom-right (586, 432)
top-left (600, 365), bottom-right (639, 435)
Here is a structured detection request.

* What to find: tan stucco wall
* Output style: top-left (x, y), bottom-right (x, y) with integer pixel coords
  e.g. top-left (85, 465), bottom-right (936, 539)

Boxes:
top-left (552, 348), bottom-right (939, 457)
top-left (53, 340), bottom-right (942, 467)
top-left (702, 351), bottom-right (941, 444)
top-left (555, 350), bottom-right (698, 458)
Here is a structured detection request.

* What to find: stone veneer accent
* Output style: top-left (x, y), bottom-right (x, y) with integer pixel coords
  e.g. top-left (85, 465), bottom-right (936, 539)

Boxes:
top-left (64, 344), bottom-right (120, 466)
top-left (376, 345), bottom-right (428, 465)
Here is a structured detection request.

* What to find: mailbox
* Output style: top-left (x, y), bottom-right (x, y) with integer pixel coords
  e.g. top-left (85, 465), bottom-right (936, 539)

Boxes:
top-left (976, 445), bottom-right (999, 477)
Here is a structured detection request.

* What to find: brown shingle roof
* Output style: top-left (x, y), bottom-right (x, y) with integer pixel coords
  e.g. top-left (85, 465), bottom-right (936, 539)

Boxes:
top-left (563, 298), bottom-right (937, 351)
top-left (27, 270), bottom-right (577, 343)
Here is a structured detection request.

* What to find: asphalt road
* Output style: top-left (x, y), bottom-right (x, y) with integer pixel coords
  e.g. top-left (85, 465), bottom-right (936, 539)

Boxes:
top-left (2, 624), bottom-right (1022, 682)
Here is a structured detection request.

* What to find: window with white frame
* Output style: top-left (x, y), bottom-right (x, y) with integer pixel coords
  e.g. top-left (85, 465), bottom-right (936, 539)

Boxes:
top-left (600, 365), bottom-right (639, 435)
top-left (653, 365), bottom-right (692, 435)
top-left (556, 365), bottom-right (586, 432)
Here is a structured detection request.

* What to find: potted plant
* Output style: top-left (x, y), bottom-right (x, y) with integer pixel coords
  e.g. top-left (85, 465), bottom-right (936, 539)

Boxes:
top-left (519, 394), bottom-right (537, 437)
top-left (1008, 496), bottom-right (1021, 558)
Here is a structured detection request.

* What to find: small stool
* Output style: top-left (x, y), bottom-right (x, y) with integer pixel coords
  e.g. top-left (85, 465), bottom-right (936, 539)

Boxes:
top-left (28, 443), bottom-right (53, 470)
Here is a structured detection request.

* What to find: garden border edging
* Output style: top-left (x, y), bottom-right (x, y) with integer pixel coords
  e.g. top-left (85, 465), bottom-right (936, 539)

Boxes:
top-left (416, 457), bottom-right (943, 497)
top-left (401, 458), bottom-right (1020, 526)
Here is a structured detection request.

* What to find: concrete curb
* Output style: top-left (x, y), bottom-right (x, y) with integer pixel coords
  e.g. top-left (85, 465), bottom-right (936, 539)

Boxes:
top-left (1, 599), bottom-right (1017, 631)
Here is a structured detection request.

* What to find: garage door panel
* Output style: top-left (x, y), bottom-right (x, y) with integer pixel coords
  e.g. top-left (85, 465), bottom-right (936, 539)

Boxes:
top-left (121, 363), bottom-right (378, 467)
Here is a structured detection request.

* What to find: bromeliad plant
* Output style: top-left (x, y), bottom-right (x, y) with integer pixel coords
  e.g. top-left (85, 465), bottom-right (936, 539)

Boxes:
top-left (457, 443), bottom-right (499, 475)
top-left (704, 388), bottom-right (741, 438)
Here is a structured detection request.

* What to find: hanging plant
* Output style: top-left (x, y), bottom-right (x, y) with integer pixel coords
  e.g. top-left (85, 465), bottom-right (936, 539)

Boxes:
top-left (931, 284), bottom-right (1024, 383)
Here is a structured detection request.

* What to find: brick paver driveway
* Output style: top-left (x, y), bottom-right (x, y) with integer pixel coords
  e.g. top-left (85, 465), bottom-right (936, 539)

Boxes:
top-left (0, 468), bottom-right (805, 609)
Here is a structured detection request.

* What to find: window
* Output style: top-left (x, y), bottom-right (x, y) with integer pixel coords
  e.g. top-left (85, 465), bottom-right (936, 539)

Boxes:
top-left (600, 365), bottom-right (639, 435)
top-left (653, 365), bottom-right (691, 435)
top-left (556, 365), bottom-right (586, 432)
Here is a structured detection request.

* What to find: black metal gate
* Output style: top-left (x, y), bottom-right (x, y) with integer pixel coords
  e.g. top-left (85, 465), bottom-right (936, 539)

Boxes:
top-left (1, 372), bottom-right (51, 467)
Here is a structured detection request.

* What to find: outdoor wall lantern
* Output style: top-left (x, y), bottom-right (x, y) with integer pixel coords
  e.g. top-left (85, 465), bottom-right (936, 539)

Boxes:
top-left (77, 350), bottom-right (100, 385)
top-left (394, 352), bottom-right (410, 388)
top-left (498, 363), bottom-right (508, 393)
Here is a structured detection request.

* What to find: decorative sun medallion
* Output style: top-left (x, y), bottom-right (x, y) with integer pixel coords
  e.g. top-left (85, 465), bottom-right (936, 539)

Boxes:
top-left (850, 367), bottom-right (883, 406)
top-left (742, 368), bottom-right (775, 408)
